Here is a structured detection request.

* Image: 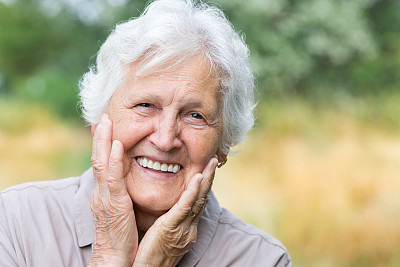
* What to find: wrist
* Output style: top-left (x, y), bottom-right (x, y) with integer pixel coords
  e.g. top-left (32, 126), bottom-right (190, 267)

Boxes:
top-left (89, 251), bottom-right (134, 267)
top-left (132, 257), bottom-right (177, 267)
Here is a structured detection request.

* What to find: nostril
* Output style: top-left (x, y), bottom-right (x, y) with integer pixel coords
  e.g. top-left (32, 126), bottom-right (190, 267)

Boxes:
top-left (151, 133), bottom-right (181, 152)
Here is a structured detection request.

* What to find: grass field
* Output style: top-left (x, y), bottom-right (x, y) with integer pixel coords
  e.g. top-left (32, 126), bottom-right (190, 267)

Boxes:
top-left (1, 95), bottom-right (400, 266)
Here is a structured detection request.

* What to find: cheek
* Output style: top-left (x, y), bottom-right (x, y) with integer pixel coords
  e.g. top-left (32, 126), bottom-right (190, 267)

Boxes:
top-left (185, 128), bottom-right (220, 164)
top-left (111, 114), bottom-right (154, 149)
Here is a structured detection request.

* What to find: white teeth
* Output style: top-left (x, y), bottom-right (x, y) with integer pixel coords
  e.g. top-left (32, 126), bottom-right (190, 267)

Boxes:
top-left (142, 157), bottom-right (148, 168)
top-left (161, 163), bottom-right (168, 171)
top-left (172, 165), bottom-right (179, 173)
top-left (148, 160), bottom-right (153, 168)
top-left (137, 157), bottom-right (181, 173)
top-left (153, 162), bottom-right (160, 170)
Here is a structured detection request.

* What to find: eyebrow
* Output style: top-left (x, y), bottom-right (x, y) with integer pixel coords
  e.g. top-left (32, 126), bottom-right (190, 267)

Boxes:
top-left (183, 100), bottom-right (204, 108)
top-left (128, 92), bottom-right (163, 104)
top-left (129, 91), bottom-right (214, 112)
top-left (143, 93), bottom-right (164, 103)
top-left (184, 99), bottom-right (220, 119)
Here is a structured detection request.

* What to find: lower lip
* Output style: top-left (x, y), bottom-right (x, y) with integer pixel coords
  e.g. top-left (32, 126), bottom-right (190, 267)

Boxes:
top-left (133, 158), bottom-right (180, 180)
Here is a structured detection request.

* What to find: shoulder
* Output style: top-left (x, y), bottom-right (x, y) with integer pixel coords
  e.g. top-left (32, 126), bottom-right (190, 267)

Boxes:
top-left (0, 173), bottom-right (93, 266)
top-left (218, 208), bottom-right (287, 251)
top-left (206, 208), bottom-right (291, 267)
top-left (1, 176), bottom-right (81, 206)
top-left (1, 176), bottom-right (81, 193)
top-left (0, 176), bottom-right (82, 229)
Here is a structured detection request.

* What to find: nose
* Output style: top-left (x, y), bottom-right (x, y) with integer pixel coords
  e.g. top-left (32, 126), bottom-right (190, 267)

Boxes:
top-left (149, 113), bottom-right (182, 152)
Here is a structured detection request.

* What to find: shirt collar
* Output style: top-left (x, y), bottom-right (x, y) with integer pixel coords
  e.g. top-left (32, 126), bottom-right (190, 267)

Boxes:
top-left (74, 168), bottom-right (95, 247)
top-left (178, 191), bottom-right (222, 266)
top-left (74, 168), bottom-right (222, 265)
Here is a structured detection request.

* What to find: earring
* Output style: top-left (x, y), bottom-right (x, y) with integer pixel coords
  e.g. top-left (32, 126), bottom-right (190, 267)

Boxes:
top-left (217, 157), bottom-right (227, 168)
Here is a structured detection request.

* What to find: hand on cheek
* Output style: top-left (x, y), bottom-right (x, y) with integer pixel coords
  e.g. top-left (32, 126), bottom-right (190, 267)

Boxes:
top-left (89, 114), bottom-right (219, 266)
top-left (88, 113), bottom-right (138, 267)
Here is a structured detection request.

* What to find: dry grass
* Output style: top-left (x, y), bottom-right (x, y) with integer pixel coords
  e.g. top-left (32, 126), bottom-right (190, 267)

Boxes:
top-left (0, 100), bottom-right (92, 189)
top-left (1, 97), bottom-right (400, 266)
top-left (214, 98), bottom-right (400, 267)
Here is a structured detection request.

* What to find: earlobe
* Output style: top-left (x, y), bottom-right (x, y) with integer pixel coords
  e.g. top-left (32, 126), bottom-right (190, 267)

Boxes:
top-left (216, 150), bottom-right (227, 168)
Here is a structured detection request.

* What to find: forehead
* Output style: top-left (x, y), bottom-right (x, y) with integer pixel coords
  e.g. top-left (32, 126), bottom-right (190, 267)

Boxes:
top-left (121, 54), bottom-right (221, 102)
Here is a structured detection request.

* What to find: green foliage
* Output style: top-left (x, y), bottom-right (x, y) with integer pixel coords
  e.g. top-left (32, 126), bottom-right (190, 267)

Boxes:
top-left (1, 1), bottom-right (400, 266)
top-left (0, 0), bottom-right (399, 117)
top-left (216, 0), bottom-right (400, 96)
top-left (0, 0), bottom-right (147, 120)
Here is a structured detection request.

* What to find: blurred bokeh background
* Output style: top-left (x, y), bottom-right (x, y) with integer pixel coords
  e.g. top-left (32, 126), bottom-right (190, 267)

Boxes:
top-left (1, 0), bottom-right (400, 266)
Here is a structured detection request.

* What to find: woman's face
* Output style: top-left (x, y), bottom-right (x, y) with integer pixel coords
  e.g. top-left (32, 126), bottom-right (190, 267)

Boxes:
top-left (107, 55), bottom-right (223, 213)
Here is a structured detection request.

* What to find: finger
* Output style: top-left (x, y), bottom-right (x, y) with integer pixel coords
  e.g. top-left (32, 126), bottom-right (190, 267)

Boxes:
top-left (91, 114), bottom-right (112, 185)
top-left (192, 196), bottom-right (209, 225)
top-left (198, 157), bottom-right (218, 198)
top-left (91, 121), bottom-right (102, 192)
top-left (189, 195), bottom-right (208, 217)
top-left (91, 118), bottom-right (103, 177)
top-left (107, 140), bottom-right (127, 196)
top-left (164, 174), bottom-right (203, 227)
top-left (91, 120), bottom-right (102, 165)
top-left (186, 157), bottom-right (217, 222)
top-left (122, 153), bottom-right (132, 177)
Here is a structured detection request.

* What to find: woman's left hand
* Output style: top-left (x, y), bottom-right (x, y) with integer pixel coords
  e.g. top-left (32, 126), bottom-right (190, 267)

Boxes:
top-left (132, 157), bottom-right (218, 267)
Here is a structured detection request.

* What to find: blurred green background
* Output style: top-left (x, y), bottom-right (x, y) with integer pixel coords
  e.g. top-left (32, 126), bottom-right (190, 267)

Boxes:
top-left (1, 0), bottom-right (400, 266)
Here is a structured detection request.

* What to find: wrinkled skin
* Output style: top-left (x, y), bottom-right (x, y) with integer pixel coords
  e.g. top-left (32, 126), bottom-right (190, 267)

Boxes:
top-left (89, 115), bottom-right (138, 267)
top-left (88, 115), bottom-right (218, 266)
top-left (88, 55), bottom-right (222, 266)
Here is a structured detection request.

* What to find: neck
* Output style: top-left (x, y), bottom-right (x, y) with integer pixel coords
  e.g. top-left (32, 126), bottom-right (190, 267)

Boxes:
top-left (134, 204), bottom-right (166, 242)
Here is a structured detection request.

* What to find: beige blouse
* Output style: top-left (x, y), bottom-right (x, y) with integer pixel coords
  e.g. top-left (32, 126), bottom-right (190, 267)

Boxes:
top-left (0, 168), bottom-right (291, 267)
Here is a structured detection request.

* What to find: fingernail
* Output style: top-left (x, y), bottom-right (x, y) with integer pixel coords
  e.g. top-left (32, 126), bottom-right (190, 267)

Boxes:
top-left (112, 140), bottom-right (120, 151)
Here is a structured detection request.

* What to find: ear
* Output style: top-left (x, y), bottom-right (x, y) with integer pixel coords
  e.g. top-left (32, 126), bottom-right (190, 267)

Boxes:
top-left (91, 124), bottom-right (98, 136)
top-left (216, 149), bottom-right (227, 164)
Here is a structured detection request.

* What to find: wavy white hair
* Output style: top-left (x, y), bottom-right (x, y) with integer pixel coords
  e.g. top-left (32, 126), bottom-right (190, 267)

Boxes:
top-left (78, 0), bottom-right (255, 155)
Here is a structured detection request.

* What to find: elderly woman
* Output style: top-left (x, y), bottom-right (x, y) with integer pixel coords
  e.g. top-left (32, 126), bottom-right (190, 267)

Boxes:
top-left (0, 0), bottom-right (291, 266)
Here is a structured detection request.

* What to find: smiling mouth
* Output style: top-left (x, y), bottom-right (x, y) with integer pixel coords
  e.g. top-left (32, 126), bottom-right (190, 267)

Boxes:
top-left (136, 156), bottom-right (182, 173)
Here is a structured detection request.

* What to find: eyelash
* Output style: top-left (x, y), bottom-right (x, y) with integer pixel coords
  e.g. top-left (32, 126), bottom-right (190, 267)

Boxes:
top-left (138, 103), bottom-right (151, 108)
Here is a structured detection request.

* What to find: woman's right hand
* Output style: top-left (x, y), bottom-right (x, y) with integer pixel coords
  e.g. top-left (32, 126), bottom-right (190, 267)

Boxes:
top-left (88, 114), bottom-right (138, 267)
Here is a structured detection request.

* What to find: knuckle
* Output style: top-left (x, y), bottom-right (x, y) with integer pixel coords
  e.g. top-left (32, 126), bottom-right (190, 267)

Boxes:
top-left (106, 174), bottom-right (119, 186)
top-left (195, 198), bottom-right (205, 207)
top-left (108, 157), bottom-right (119, 170)
top-left (92, 160), bottom-right (107, 172)
top-left (175, 198), bottom-right (190, 212)
top-left (192, 198), bottom-right (206, 212)
top-left (90, 197), bottom-right (102, 215)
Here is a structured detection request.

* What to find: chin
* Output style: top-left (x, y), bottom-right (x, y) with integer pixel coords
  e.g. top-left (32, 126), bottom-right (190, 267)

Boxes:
top-left (126, 181), bottom-right (182, 213)
top-left (125, 162), bottom-right (188, 213)
top-left (132, 194), bottom-right (179, 214)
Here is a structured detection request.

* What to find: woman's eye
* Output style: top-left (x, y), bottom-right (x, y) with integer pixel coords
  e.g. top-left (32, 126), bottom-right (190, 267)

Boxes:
top-left (137, 103), bottom-right (151, 108)
top-left (190, 113), bottom-right (204, 120)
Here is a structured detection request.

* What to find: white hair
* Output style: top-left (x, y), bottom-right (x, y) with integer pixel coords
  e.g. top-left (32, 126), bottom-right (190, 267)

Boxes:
top-left (78, 0), bottom-right (255, 155)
